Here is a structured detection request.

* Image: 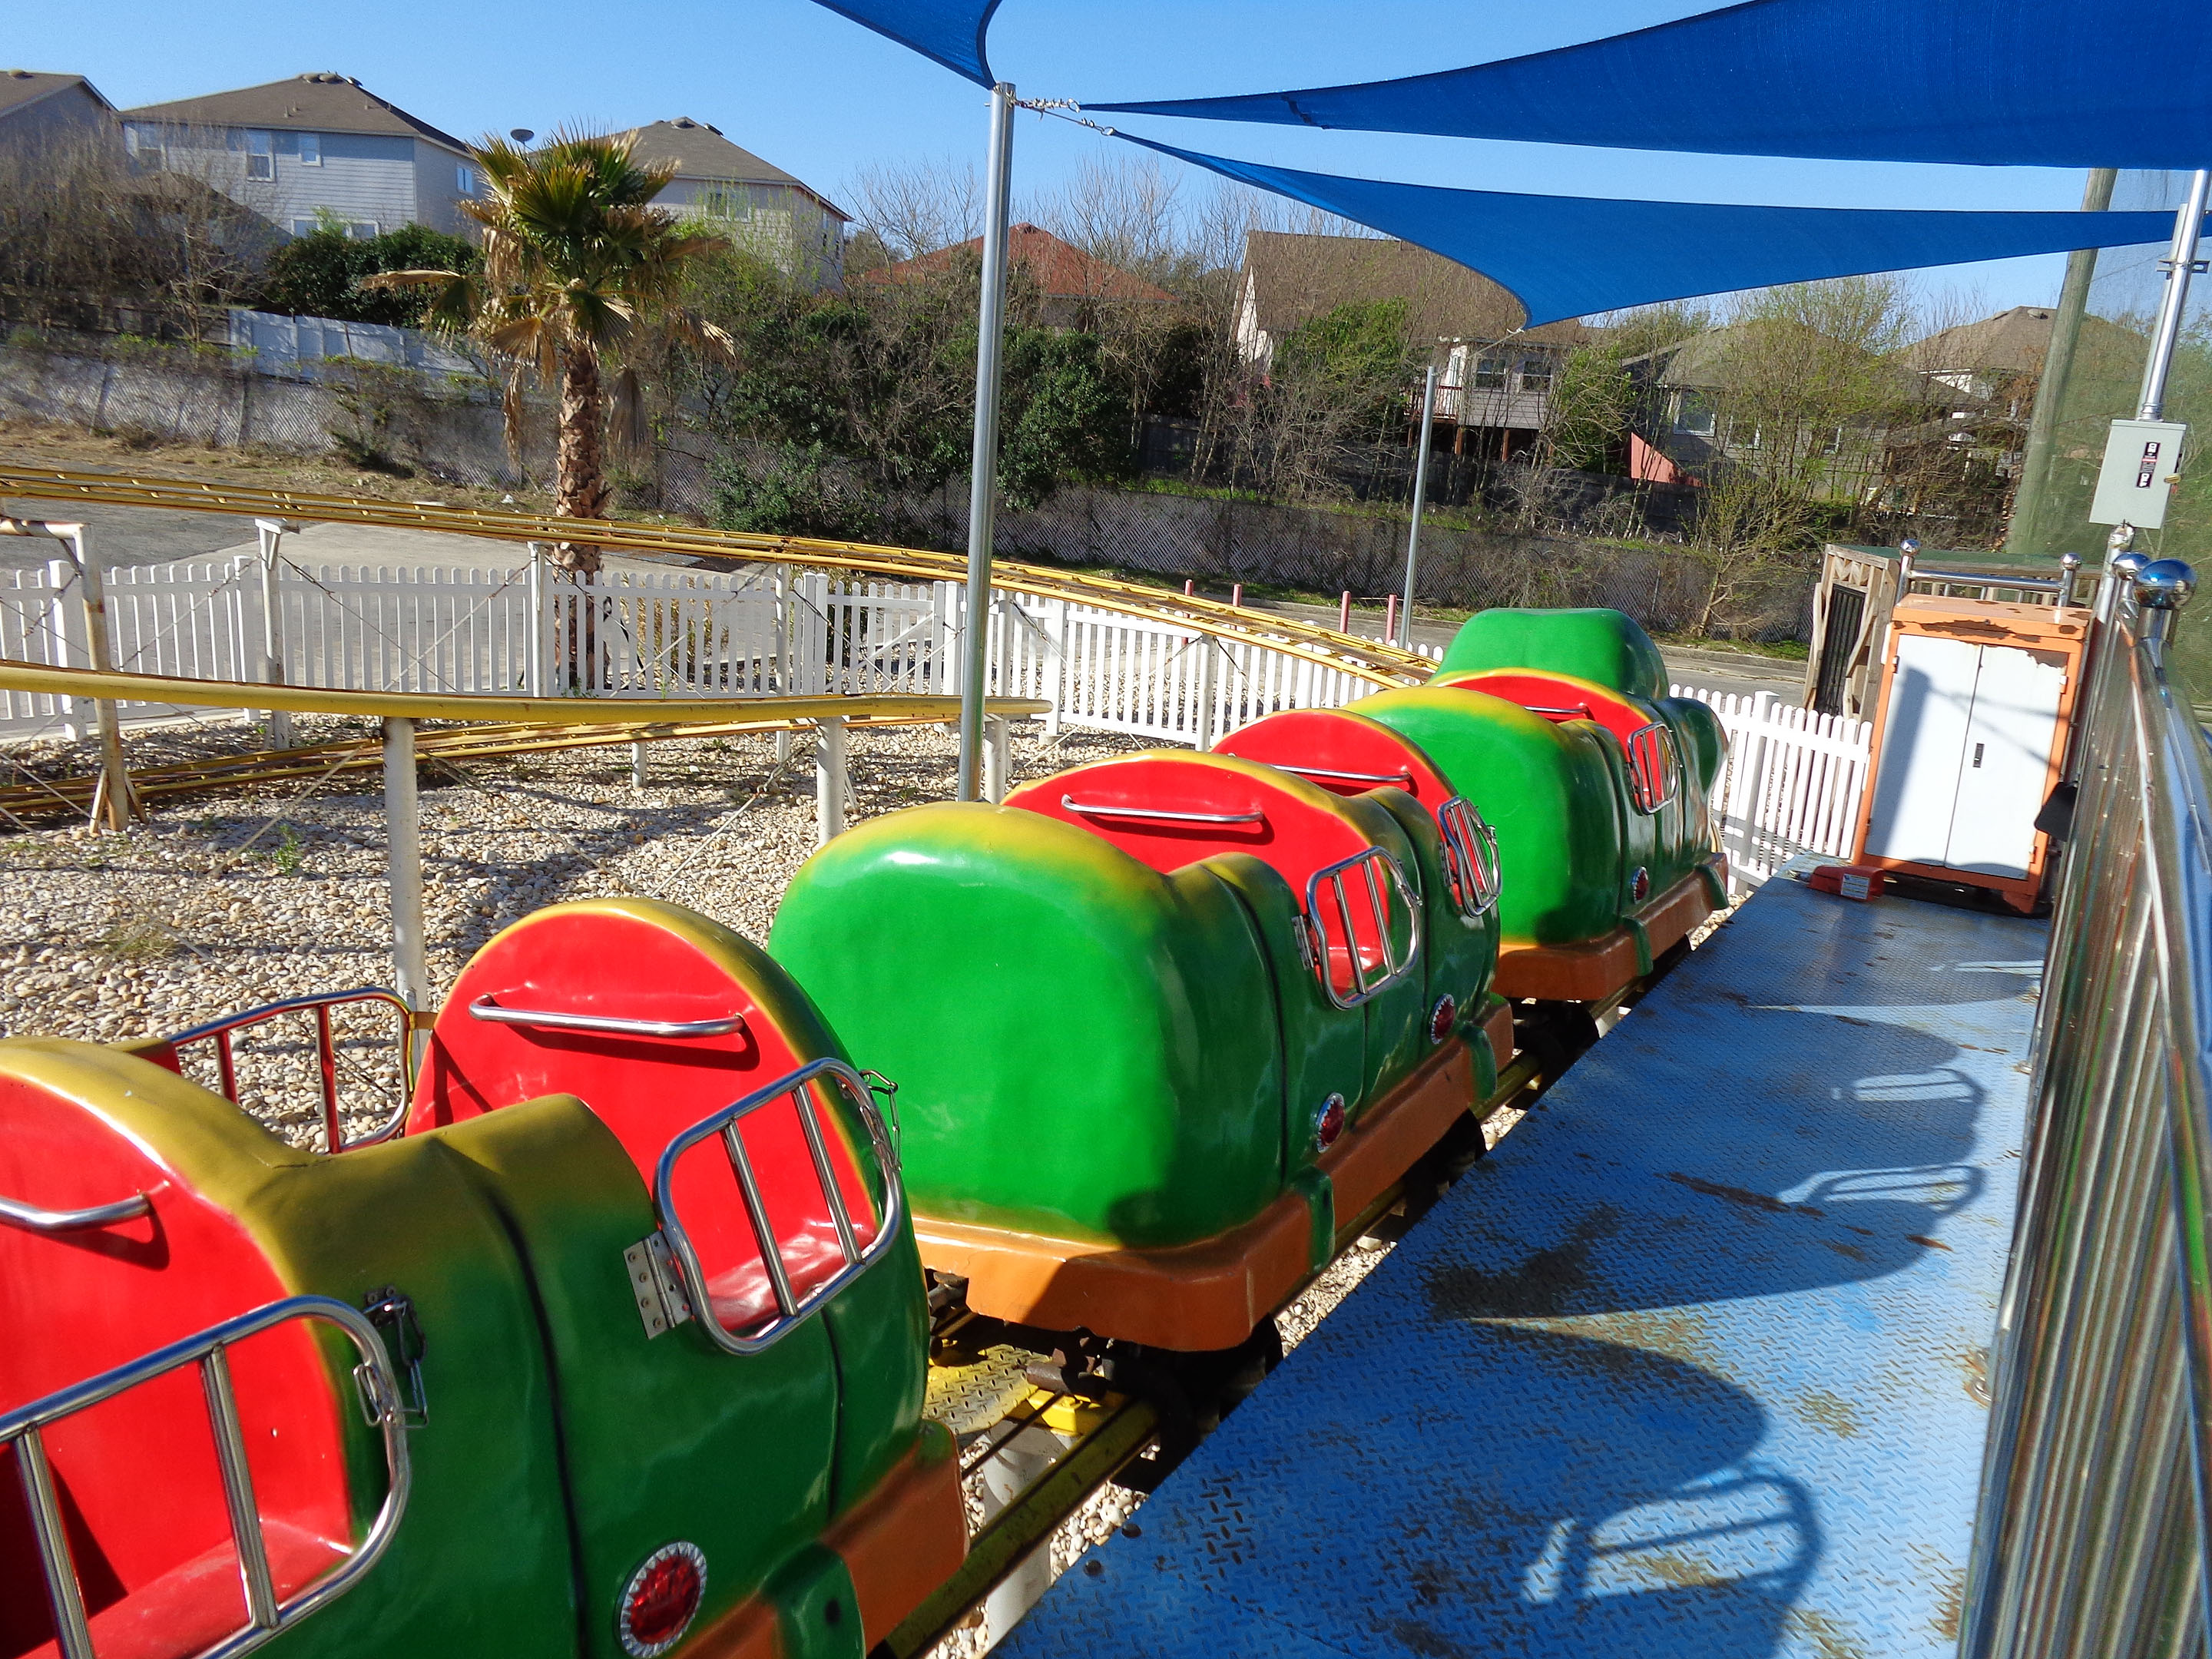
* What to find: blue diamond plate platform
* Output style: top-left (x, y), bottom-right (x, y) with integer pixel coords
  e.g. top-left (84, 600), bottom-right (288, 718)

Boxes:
top-left (1004, 872), bottom-right (2048, 1659)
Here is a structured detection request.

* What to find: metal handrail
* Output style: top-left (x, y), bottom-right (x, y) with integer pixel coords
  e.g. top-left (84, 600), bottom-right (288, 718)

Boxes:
top-left (1277, 763), bottom-right (1418, 787)
top-left (1435, 796), bottom-right (1502, 922)
top-left (651, 1057), bottom-right (904, 1358)
top-left (1302, 847), bottom-right (1423, 1010)
top-left (164, 988), bottom-right (415, 1154)
top-left (0, 1190), bottom-right (153, 1234)
top-left (1, 1294), bottom-right (412, 1659)
top-left (1960, 557), bottom-right (2212, 1659)
top-left (1627, 721), bottom-right (1682, 815)
top-left (1061, 795), bottom-right (1266, 826)
top-left (467, 996), bottom-right (749, 1040)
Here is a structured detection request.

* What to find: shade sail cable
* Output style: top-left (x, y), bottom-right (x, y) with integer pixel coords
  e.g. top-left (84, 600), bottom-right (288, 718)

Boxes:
top-left (1115, 134), bottom-right (2194, 326)
top-left (1091, 0), bottom-right (2212, 171)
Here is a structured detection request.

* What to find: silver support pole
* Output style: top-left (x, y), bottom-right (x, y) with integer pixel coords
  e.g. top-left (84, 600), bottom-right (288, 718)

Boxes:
top-left (253, 519), bottom-right (297, 748)
top-left (983, 715), bottom-right (1009, 803)
top-left (814, 717), bottom-right (847, 846)
top-left (382, 717), bottom-right (429, 1013)
top-left (958, 81), bottom-right (1017, 803)
top-left (631, 740), bottom-right (648, 790)
top-left (2138, 169), bottom-right (2210, 421)
top-left (1399, 362), bottom-right (1438, 649)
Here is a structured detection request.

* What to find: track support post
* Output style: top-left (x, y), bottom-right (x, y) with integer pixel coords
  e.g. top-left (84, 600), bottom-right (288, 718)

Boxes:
top-left (382, 717), bottom-right (430, 1017)
top-left (815, 716), bottom-right (847, 846)
top-left (253, 518), bottom-right (299, 749)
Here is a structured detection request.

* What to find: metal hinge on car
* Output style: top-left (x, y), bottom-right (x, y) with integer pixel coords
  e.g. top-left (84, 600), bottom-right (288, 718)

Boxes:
top-left (359, 1286), bottom-right (430, 1427)
top-left (624, 1232), bottom-right (696, 1339)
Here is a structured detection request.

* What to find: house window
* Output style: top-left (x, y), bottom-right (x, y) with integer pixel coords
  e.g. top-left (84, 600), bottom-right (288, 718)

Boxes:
top-left (1673, 392), bottom-right (1717, 437)
top-left (456, 163), bottom-right (475, 195)
top-left (245, 130), bottom-right (273, 180)
top-left (1472, 356), bottom-right (1508, 391)
top-left (348, 222), bottom-right (379, 240)
top-left (1517, 357), bottom-right (1554, 393)
top-left (290, 219), bottom-right (321, 237)
top-left (300, 132), bottom-right (320, 166)
top-left (126, 125), bottom-right (163, 168)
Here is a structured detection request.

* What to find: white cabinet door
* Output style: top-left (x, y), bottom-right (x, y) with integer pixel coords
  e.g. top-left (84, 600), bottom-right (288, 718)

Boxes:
top-left (1863, 634), bottom-right (1979, 865)
top-left (1942, 645), bottom-right (2064, 878)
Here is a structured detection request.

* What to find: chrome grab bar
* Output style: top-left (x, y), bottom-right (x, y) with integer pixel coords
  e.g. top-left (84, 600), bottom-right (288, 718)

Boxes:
top-left (651, 1057), bottom-right (903, 1358)
top-left (164, 988), bottom-right (415, 1154)
top-left (1436, 796), bottom-right (1503, 921)
top-left (1301, 847), bottom-right (1423, 1010)
top-left (1524, 702), bottom-right (1595, 719)
top-left (1278, 762), bottom-right (1416, 786)
top-left (467, 997), bottom-right (749, 1039)
top-left (0, 1190), bottom-right (153, 1235)
top-left (1626, 721), bottom-right (1681, 814)
top-left (1061, 794), bottom-right (1265, 826)
top-left (1, 1294), bottom-right (412, 1659)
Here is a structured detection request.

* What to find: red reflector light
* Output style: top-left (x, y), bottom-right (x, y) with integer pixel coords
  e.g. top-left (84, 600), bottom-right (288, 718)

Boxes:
top-left (1314, 1093), bottom-right (1346, 1149)
top-left (1631, 866), bottom-right (1651, 903)
top-left (620, 1541), bottom-right (707, 1657)
top-left (1428, 995), bottom-right (1458, 1045)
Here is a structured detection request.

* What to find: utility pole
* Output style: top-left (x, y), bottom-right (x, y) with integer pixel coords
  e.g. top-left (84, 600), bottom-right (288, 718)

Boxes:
top-left (2007, 168), bottom-right (2115, 561)
top-left (958, 84), bottom-right (1016, 803)
top-left (1399, 358), bottom-right (1439, 650)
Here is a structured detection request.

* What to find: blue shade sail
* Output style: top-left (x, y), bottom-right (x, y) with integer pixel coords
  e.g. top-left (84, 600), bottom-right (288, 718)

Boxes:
top-left (1121, 136), bottom-right (2190, 326)
top-left (1094, 0), bottom-right (2212, 170)
top-left (807, 0), bottom-right (1003, 85)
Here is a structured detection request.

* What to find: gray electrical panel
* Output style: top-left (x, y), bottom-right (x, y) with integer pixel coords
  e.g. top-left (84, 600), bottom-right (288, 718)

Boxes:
top-left (2088, 418), bottom-right (2189, 529)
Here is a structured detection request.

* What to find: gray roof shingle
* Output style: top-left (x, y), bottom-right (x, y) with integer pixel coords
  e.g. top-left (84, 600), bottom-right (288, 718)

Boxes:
top-left (121, 74), bottom-right (467, 153)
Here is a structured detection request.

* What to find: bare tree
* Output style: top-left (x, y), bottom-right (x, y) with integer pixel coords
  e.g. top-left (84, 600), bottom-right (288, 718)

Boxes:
top-left (843, 155), bottom-right (982, 264)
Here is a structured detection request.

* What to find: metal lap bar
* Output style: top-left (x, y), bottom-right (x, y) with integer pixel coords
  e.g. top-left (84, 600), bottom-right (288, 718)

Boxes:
top-left (1524, 702), bottom-right (1594, 720)
top-left (466, 997), bottom-right (749, 1039)
top-left (1278, 763), bottom-right (1416, 787)
top-left (164, 988), bottom-right (416, 1153)
top-left (1627, 722), bottom-right (1680, 814)
top-left (0, 1296), bottom-right (412, 1659)
top-left (653, 1058), bottom-right (903, 1357)
top-left (1435, 796), bottom-right (1502, 921)
top-left (1061, 795), bottom-right (1264, 826)
top-left (1303, 848), bottom-right (1422, 1010)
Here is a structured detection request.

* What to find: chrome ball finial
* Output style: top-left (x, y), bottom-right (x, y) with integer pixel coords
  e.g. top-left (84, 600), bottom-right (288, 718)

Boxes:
top-left (2134, 559), bottom-right (2197, 611)
top-left (2113, 550), bottom-right (2152, 584)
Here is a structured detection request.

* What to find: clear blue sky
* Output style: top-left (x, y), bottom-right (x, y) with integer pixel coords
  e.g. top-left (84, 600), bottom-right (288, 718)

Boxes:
top-left (14, 0), bottom-right (2108, 316)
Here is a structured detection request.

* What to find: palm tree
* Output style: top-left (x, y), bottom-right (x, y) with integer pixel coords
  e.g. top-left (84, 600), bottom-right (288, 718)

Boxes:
top-left (370, 130), bottom-right (732, 574)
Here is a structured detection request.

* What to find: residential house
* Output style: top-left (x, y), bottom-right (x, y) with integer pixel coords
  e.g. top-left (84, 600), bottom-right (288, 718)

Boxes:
top-left (869, 223), bottom-right (1174, 326)
top-left (1232, 230), bottom-right (1593, 459)
top-left (0, 70), bottom-right (118, 154)
top-left (624, 117), bottom-right (849, 290)
top-left (120, 74), bottom-right (476, 240)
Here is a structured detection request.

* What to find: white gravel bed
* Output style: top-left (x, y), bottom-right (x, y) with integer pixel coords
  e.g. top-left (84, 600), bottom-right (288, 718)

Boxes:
top-left (0, 717), bottom-right (1147, 1142)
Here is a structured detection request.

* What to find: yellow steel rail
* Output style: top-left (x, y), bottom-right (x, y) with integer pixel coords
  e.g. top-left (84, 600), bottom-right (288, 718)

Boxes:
top-left (0, 707), bottom-right (1032, 819)
top-left (0, 657), bottom-right (1048, 726)
top-left (0, 465), bottom-right (1430, 688)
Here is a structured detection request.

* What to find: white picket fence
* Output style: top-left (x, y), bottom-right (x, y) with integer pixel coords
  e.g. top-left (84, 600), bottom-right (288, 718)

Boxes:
top-left (1674, 686), bottom-right (1873, 892)
top-left (0, 554), bottom-right (1386, 746)
top-left (0, 555), bottom-right (1872, 888)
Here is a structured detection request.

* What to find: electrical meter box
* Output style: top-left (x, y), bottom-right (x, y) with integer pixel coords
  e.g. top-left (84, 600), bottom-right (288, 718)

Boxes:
top-left (1853, 596), bottom-right (2089, 913)
top-left (2089, 418), bottom-right (2188, 529)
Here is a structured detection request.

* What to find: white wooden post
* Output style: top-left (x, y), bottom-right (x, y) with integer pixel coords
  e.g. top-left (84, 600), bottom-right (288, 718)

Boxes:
top-left (1193, 637), bottom-right (1220, 750)
top-left (58, 527), bottom-right (132, 832)
top-left (1724, 692), bottom-right (1776, 890)
top-left (254, 518), bottom-right (296, 747)
top-left (1047, 597), bottom-right (1071, 737)
top-left (526, 542), bottom-right (548, 698)
top-left (44, 557), bottom-right (84, 741)
top-left (814, 717), bottom-right (847, 845)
